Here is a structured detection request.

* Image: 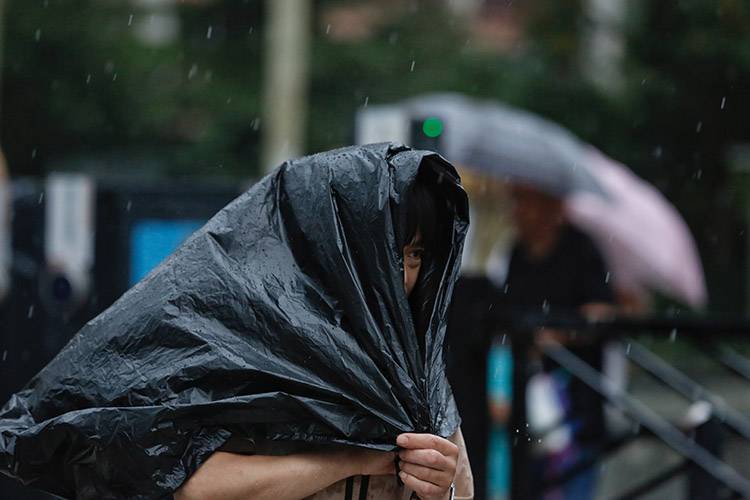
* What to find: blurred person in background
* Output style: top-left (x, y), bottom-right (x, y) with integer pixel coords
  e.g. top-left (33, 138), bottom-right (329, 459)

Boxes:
top-left (502, 184), bottom-right (614, 500)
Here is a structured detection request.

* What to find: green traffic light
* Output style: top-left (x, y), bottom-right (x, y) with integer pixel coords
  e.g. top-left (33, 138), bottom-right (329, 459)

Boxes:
top-left (422, 117), bottom-right (443, 138)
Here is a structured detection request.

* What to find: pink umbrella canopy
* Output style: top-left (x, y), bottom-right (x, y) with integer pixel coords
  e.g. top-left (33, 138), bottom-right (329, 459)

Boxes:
top-left (566, 149), bottom-right (707, 308)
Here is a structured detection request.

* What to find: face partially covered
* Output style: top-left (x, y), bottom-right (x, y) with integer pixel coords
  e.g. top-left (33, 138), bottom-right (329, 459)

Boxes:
top-left (403, 231), bottom-right (424, 298)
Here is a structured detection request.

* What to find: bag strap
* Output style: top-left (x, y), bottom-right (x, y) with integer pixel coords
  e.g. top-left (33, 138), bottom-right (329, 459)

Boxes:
top-left (358, 475), bottom-right (370, 500)
top-left (344, 476), bottom-right (354, 500)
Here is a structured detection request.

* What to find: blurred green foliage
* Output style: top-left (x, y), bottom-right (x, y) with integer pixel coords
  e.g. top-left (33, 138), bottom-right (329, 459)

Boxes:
top-left (3, 0), bottom-right (264, 177)
top-left (3, 0), bottom-right (750, 311)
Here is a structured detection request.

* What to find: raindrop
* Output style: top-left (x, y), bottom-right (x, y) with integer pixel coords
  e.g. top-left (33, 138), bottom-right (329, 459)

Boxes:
top-left (626, 343), bottom-right (631, 354)
top-left (503, 284), bottom-right (509, 294)
top-left (388, 32), bottom-right (399, 45)
top-left (325, 24), bottom-right (331, 35)
top-left (721, 96), bottom-right (726, 109)
top-left (542, 300), bottom-right (550, 315)
top-left (641, 78), bottom-right (647, 85)
top-left (363, 96), bottom-right (369, 107)
top-left (204, 70), bottom-right (213, 82)
top-left (126, 200), bottom-right (132, 212)
top-left (27, 305), bottom-right (35, 319)
top-left (112, 72), bottom-right (118, 82)
top-left (226, 97), bottom-right (232, 104)
top-left (537, 439), bottom-right (542, 443)
top-left (31, 148), bottom-right (37, 159)
top-left (86, 74), bottom-right (92, 85)
top-left (38, 192), bottom-right (44, 204)
top-left (34, 29), bottom-right (42, 42)
top-left (128, 14), bottom-right (134, 26)
top-left (652, 146), bottom-right (663, 159)
top-left (605, 272), bottom-right (610, 284)
top-left (43, 0), bottom-right (49, 7)
top-left (248, 26), bottom-right (254, 35)
top-left (670, 328), bottom-right (677, 342)
top-left (252, 117), bottom-right (261, 131)
top-left (188, 64), bottom-right (198, 80)
top-left (695, 169), bottom-right (703, 180)
top-left (410, 60), bottom-right (416, 72)
top-left (206, 26), bottom-right (213, 39)
top-left (1, 350), bottom-right (6, 362)
top-left (501, 334), bottom-right (507, 345)
top-left (695, 121), bottom-right (702, 133)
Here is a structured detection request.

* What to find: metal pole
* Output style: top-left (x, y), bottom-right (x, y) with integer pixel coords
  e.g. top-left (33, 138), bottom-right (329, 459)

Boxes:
top-left (509, 335), bottom-right (532, 500)
top-left (261, 0), bottom-right (311, 173)
top-left (580, 0), bottom-right (626, 94)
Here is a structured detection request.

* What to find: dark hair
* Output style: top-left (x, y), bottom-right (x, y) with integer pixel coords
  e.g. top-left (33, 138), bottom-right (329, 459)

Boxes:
top-left (404, 174), bottom-right (449, 355)
top-left (405, 181), bottom-right (439, 252)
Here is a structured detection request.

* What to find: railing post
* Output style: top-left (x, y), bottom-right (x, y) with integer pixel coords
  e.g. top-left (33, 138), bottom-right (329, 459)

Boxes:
top-left (688, 415), bottom-right (726, 500)
top-left (510, 331), bottom-right (532, 500)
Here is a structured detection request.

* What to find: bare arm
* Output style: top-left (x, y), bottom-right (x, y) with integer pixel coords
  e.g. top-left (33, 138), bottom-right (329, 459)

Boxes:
top-left (174, 448), bottom-right (395, 500)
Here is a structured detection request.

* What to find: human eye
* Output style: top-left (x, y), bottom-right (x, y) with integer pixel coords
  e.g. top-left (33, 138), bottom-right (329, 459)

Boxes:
top-left (405, 246), bottom-right (424, 263)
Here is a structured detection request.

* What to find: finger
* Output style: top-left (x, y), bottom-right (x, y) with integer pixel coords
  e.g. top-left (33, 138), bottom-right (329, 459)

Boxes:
top-left (397, 433), bottom-right (459, 456)
top-left (398, 460), bottom-right (452, 489)
top-left (398, 448), bottom-right (453, 471)
top-left (399, 470), bottom-right (446, 500)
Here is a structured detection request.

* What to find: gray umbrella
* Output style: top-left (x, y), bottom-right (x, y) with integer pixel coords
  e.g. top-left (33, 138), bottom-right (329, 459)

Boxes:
top-left (403, 93), bottom-right (605, 197)
top-left (401, 93), bottom-right (707, 307)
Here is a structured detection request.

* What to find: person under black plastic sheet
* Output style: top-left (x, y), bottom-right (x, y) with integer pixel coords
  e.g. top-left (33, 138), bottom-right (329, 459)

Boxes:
top-left (0, 143), bottom-right (473, 500)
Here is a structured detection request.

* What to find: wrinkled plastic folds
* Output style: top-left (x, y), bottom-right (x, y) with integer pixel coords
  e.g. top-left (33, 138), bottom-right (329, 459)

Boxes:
top-left (0, 143), bottom-right (469, 499)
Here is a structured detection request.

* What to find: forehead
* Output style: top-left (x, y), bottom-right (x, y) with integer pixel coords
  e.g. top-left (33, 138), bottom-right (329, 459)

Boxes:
top-left (406, 230), bottom-right (423, 246)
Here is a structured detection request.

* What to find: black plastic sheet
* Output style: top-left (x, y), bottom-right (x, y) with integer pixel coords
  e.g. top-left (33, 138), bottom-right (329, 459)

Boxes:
top-left (0, 143), bottom-right (469, 499)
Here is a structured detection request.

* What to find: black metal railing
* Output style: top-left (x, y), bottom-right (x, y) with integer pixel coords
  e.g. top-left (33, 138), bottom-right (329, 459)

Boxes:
top-left (490, 313), bottom-right (750, 500)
